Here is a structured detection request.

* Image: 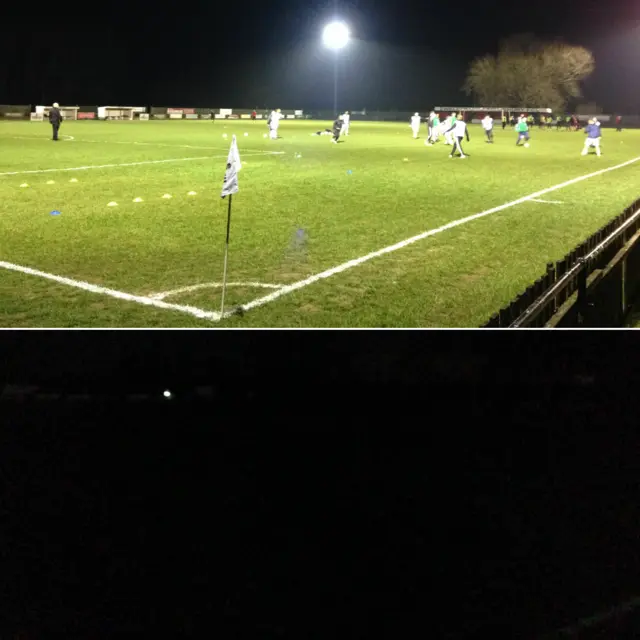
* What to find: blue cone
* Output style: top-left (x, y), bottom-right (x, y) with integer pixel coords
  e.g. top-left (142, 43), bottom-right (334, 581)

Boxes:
top-left (347, 170), bottom-right (352, 175)
top-left (50, 210), bottom-right (61, 216)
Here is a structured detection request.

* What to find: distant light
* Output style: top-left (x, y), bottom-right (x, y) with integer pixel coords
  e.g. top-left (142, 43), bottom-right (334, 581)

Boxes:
top-left (323, 22), bottom-right (349, 50)
top-left (163, 390), bottom-right (171, 398)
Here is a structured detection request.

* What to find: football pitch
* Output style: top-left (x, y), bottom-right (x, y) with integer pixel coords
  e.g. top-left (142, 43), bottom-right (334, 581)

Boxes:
top-left (2, 118), bottom-right (640, 328)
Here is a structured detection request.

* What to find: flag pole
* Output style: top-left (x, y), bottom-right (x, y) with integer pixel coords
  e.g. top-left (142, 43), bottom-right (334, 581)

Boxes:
top-left (220, 193), bottom-right (232, 316)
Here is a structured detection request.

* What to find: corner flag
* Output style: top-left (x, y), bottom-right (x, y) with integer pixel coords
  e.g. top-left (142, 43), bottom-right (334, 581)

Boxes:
top-left (221, 135), bottom-right (241, 198)
top-left (220, 135), bottom-right (242, 316)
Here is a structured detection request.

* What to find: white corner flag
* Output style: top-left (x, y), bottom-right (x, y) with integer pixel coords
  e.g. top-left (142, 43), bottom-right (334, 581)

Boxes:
top-left (221, 135), bottom-right (241, 199)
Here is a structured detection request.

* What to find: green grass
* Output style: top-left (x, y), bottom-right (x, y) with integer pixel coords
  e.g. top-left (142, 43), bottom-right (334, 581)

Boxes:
top-left (2, 118), bottom-right (640, 327)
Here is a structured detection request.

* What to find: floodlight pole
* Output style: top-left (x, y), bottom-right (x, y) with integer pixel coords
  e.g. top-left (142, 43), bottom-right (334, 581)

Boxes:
top-left (333, 55), bottom-right (338, 115)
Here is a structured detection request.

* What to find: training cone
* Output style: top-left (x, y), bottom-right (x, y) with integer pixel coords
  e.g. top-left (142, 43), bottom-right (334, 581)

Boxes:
top-left (107, 201), bottom-right (118, 207)
top-left (69, 178), bottom-right (78, 183)
top-left (46, 180), bottom-right (55, 184)
top-left (187, 191), bottom-right (197, 196)
top-left (133, 197), bottom-right (143, 203)
top-left (20, 183), bottom-right (29, 188)
top-left (244, 133), bottom-right (248, 136)
top-left (161, 194), bottom-right (172, 199)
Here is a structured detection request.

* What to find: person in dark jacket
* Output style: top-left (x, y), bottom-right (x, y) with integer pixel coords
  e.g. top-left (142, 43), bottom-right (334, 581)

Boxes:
top-left (331, 115), bottom-right (343, 143)
top-left (49, 103), bottom-right (63, 140)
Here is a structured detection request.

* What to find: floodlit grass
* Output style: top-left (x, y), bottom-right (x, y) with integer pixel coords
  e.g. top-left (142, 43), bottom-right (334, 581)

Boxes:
top-left (2, 118), bottom-right (640, 327)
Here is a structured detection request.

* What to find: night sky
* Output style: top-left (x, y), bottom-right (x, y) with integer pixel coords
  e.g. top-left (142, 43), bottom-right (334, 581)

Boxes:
top-left (3, 0), bottom-right (640, 111)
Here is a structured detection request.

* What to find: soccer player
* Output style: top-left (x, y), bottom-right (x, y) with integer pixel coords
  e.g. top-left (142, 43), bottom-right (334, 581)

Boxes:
top-left (332, 115), bottom-right (343, 143)
top-left (582, 118), bottom-right (602, 156)
top-left (515, 115), bottom-right (530, 146)
top-left (501, 113), bottom-right (507, 129)
top-left (446, 116), bottom-right (470, 158)
top-left (426, 111), bottom-right (436, 140)
top-left (268, 108), bottom-right (283, 139)
top-left (49, 103), bottom-right (63, 141)
top-left (426, 112), bottom-right (440, 145)
top-left (411, 112), bottom-right (421, 138)
top-left (438, 115), bottom-right (449, 140)
top-left (616, 115), bottom-right (622, 132)
top-left (482, 114), bottom-right (494, 143)
top-left (341, 111), bottom-right (351, 136)
top-left (444, 112), bottom-right (457, 145)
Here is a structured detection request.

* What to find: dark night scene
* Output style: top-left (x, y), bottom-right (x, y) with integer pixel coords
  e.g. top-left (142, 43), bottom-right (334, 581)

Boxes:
top-left (2, 0), bottom-right (640, 638)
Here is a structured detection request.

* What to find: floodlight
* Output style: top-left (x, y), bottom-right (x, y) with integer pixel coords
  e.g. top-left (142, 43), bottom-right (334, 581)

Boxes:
top-left (323, 22), bottom-right (349, 50)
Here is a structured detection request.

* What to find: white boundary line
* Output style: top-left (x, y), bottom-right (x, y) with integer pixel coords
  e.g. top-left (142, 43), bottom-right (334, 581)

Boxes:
top-left (0, 151), bottom-right (284, 177)
top-left (149, 282), bottom-right (284, 300)
top-left (239, 155), bottom-right (640, 316)
top-left (530, 198), bottom-right (563, 204)
top-left (0, 261), bottom-right (221, 322)
top-left (6, 135), bottom-right (275, 153)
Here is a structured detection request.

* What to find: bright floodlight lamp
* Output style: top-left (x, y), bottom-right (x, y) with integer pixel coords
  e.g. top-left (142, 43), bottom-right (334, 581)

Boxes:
top-left (323, 22), bottom-right (349, 50)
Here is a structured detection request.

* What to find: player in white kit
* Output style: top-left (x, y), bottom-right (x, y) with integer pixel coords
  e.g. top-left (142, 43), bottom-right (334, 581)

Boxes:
top-left (268, 108), bottom-right (283, 139)
top-left (411, 113), bottom-right (421, 138)
top-left (341, 111), bottom-right (350, 136)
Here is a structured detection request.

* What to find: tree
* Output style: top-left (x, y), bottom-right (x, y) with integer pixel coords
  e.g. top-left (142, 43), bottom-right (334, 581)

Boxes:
top-left (463, 35), bottom-right (595, 110)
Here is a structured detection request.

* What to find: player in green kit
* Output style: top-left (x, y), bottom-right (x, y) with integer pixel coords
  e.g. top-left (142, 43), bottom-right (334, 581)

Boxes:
top-left (515, 115), bottom-right (530, 147)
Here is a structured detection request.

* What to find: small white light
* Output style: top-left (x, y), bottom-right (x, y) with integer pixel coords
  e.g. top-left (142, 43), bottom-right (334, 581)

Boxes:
top-left (163, 390), bottom-right (171, 398)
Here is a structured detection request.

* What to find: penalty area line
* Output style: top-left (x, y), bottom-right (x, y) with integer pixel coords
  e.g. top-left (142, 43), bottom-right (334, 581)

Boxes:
top-left (0, 261), bottom-right (221, 322)
top-left (0, 151), bottom-right (284, 177)
top-left (238, 154), bottom-right (640, 316)
top-left (6, 135), bottom-right (287, 154)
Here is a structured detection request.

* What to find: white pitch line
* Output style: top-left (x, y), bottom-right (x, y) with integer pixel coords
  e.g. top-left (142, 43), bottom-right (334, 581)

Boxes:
top-left (7, 135), bottom-right (283, 154)
top-left (149, 282), bottom-right (284, 300)
top-left (0, 151), bottom-right (284, 177)
top-left (530, 198), bottom-right (564, 204)
top-left (0, 261), bottom-right (221, 322)
top-left (239, 154), bottom-right (640, 316)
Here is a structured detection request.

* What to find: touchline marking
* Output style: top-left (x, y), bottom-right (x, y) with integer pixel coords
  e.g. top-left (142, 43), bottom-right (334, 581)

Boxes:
top-left (530, 198), bottom-right (563, 204)
top-left (0, 151), bottom-right (284, 177)
top-left (239, 155), bottom-right (640, 316)
top-left (0, 261), bottom-right (221, 322)
top-left (149, 282), bottom-right (284, 300)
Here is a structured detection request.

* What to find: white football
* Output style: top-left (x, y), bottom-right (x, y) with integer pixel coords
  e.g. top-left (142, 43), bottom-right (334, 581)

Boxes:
top-left (524, 143), bottom-right (530, 147)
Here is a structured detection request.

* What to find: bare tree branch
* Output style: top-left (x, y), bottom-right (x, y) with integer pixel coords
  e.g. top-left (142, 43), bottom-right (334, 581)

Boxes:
top-left (463, 35), bottom-right (595, 110)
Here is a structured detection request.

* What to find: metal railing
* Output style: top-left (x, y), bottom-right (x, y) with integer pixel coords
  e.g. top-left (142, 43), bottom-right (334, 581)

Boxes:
top-left (483, 198), bottom-right (640, 327)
